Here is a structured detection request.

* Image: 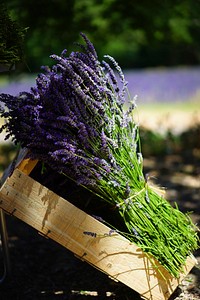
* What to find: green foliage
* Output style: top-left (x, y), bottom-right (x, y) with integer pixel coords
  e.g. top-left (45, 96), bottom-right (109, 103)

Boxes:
top-left (140, 128), bottom-right (182, 157)
top-left (0, 143), bottom-right (18, 174)
top-left (140, 128), bottom-right (167, 157)
top-left (0, 2), bottom-right (25, 67)
top-left (4, 0), bottom-right (200, 71)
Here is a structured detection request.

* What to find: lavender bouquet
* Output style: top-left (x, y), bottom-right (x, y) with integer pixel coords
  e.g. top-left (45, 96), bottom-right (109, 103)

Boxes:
top-left (0, 33), bottom-right (198, 277)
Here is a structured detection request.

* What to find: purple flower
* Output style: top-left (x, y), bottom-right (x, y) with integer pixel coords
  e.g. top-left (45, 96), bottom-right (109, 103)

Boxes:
top-left (131, 227), bottom-right (140, 238)
top-left (0, 33), bottom-right (138, 201)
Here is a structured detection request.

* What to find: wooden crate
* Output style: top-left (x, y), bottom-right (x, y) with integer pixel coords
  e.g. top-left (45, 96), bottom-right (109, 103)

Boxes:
top-left (0, 152), bottom-right (196, 300)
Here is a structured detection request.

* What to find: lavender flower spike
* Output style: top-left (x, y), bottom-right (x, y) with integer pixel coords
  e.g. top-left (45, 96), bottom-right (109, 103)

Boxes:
top-left (0, 33), bottom-right (198, 278)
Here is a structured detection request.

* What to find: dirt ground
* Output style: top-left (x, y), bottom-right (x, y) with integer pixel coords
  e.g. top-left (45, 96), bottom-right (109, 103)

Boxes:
top-left (0, 146), bottom-right (200, 300)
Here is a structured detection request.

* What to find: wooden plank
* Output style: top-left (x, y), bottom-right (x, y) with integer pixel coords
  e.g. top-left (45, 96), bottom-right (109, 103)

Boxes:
top-left (0, 169), bottom-right (196, 300)
top-left (17, 158), bottom-right (38, 175)
top-left (0, 148), bottom-right (37, 187)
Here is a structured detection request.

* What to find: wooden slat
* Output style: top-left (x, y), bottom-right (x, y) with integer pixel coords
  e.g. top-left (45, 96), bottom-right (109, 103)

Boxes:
top-left (0, 169), bottom-right (196, 300)
top-left (17, 158), bottom-right (38, 175)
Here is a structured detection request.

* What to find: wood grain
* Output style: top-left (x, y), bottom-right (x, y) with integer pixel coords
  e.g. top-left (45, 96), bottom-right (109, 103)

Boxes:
top-left (0, 167), bottom-right (196, 300)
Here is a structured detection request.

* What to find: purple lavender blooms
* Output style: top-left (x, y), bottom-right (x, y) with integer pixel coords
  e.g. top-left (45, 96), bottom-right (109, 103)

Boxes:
top-left (0, 34), bottom-right (198, 277)
top-left (0, 33), bottom-right (139, 196)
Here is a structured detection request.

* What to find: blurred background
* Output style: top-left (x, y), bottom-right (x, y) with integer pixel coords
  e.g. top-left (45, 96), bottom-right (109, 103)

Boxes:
top-left (0, 2), bottom-right (200, 299)
top-left (1, 0), bottom-right (200, 70)
top-left (0, 0), bottom-right (200, 133)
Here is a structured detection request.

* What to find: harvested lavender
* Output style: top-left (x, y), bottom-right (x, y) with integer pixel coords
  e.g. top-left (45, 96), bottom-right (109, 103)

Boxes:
top-left (0, 33), bottom-right (198, 277)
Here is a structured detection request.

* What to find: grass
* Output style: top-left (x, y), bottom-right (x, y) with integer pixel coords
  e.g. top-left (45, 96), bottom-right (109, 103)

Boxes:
top-left (138, 99), bottom-right (200, 113)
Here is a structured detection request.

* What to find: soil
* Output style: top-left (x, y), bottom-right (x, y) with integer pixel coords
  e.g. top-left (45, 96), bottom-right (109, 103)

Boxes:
top-left (0, 151), bottom-right (200, 300)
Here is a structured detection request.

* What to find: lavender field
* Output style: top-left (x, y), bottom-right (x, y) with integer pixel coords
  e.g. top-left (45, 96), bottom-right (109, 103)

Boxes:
top-left (1, 66), bottom-right (200, 101)
top-left (0, 66), bottom-right (200, 134)
top-left (123, 66), bottom-right (200, 134)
